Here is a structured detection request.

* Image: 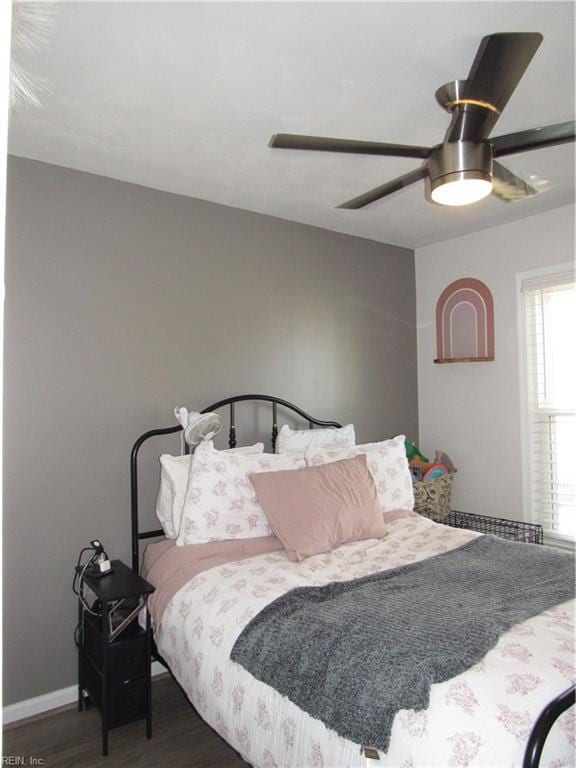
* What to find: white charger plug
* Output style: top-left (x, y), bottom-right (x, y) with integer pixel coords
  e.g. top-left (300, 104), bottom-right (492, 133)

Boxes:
top-left (98, 557), bottom-right (112, 574)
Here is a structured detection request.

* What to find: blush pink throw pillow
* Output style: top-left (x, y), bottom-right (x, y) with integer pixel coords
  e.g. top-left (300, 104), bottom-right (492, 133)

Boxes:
top-left (249, 454), bottom-right (386, 561)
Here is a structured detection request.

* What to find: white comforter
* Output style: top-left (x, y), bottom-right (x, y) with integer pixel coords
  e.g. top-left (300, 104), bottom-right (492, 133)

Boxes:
top-left (155, 515), bottom-right (575, 768)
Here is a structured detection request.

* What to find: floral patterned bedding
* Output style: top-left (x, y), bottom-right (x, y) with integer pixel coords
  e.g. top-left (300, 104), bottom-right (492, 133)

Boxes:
top-left (150, 514), bottom-right (575, 768)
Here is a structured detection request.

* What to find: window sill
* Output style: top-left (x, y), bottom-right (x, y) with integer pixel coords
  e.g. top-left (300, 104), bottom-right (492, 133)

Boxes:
top-left (543, 532), bottom-right (575, 552)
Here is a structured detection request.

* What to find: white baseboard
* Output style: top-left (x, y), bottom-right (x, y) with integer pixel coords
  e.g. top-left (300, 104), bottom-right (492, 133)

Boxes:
top-left (3, 661), bottom-right (166, 726)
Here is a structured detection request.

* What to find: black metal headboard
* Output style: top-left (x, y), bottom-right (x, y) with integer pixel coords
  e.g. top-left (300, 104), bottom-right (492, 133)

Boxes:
top-left (130, 394), bottom-right (342, 571)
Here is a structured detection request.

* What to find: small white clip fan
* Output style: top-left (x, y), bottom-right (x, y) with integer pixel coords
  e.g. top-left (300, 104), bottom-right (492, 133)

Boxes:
top-left (174, 407), bottom-right (223, 448)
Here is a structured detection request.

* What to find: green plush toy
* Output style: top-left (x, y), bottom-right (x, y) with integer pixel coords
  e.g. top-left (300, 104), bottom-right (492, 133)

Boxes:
top-left (405, 439), bottom-right (429, 463)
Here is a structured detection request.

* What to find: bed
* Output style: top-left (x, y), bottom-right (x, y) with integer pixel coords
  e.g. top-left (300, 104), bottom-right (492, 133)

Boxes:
top-left (131, 394), bottom-right (575, 768)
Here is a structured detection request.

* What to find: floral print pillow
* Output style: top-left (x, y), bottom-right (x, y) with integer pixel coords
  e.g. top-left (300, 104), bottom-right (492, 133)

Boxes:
top-left (305, 435), bottom-right (414, 513)
top-left (177, 441), bottom-right (305, 546)
top-left (157, 443), bottom-right (265, 540)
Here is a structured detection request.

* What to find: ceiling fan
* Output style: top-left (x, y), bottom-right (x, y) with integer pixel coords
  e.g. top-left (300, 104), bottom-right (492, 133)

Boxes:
top-left (269, 33), bottom-right (575, 209)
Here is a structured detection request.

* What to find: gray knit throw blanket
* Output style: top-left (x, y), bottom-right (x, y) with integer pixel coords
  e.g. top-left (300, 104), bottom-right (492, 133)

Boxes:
top-left (231, 536), bottom-right (575, 752)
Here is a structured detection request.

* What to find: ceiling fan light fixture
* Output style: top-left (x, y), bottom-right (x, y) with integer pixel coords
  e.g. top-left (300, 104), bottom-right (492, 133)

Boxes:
top-left (428, 141), bottom-right (493, 206)
top-left (431, 171), bottom-right (493, 206)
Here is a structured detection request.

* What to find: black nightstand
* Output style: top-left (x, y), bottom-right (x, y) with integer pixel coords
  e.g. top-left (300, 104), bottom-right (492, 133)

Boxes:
top-left (77, 560), bottom-right (155, 756)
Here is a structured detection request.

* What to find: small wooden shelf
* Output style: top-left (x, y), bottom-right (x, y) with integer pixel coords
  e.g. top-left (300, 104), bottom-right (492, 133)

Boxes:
top-left (434, 356), bottom-right (495, 364)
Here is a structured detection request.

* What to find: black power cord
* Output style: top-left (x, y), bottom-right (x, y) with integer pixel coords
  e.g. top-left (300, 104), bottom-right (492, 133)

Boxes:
top-left (73, 541), bottom-right (110, 647)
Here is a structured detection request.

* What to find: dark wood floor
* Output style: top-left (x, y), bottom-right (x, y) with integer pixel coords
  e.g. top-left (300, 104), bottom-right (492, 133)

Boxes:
top-left (3, 675), bottom-right (247, 767)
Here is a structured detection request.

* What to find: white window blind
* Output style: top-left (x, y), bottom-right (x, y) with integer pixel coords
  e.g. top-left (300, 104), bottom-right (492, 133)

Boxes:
top-left (522, 274), bottom-right (576, 539)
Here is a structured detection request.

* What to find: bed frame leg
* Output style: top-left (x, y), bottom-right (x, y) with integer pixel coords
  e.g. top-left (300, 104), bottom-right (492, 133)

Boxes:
top-left (523, 684), bottom-right (575, 768)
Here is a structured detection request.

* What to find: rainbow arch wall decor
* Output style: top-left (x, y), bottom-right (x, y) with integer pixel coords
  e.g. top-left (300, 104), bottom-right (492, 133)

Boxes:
top-left (435, 278), bottom-right (495, 363)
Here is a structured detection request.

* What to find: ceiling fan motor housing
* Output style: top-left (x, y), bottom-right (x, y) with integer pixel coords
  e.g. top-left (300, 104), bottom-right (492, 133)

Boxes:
top-left (428, 141), bottom-right (493, 191)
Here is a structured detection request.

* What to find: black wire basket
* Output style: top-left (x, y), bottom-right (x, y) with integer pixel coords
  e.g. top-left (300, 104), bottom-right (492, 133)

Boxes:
top-left (442, 510), bottom-right (544, 544)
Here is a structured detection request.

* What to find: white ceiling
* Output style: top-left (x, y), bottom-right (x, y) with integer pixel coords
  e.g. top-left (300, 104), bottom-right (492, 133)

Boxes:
top-left (8, 1), bottom-right (575, 249)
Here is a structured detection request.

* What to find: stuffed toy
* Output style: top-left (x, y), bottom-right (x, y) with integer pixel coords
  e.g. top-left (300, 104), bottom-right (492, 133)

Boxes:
top-left (405, 439), bottom-right (429, 463)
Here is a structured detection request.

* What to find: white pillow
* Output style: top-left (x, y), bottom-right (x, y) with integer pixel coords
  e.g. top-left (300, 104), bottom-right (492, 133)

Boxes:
top-left (305, 435), bottom-right (414, 512)
top-left (177, 440), bottom-right (305, 545)
top-left (155, 442), bottom-right (264, 539)
top-left (156, 454), bottom-right (189, 539)
top-left (277, 423), bottom-right (355, 454)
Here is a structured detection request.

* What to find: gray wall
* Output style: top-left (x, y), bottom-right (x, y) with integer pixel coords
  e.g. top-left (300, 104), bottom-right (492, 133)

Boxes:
top-left (3, 156), bottom-right (417, 704)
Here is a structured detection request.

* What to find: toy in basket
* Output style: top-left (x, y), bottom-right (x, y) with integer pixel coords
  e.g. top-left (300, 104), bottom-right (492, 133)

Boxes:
top-left (407, 444), bottom-right (457, 521)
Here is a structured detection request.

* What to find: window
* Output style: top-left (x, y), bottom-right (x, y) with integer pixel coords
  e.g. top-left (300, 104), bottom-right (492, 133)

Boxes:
top-left (521, 268), bottom-right (576, 542)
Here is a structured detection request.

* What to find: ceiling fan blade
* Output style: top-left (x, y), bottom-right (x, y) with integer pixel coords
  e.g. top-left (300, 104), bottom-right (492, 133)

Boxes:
top-left (446, 33), bottom-right (543, 142)
top-left (466, 33), bottom-right (543, 112)
top-left (270, 134), bottom-right (431, 159)
top-left (491, 120), bottom-right (575, 158)
top-left (491, 161), bottom-right (537, 202)
top-left (337, 166), bottom-right (428, 209)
